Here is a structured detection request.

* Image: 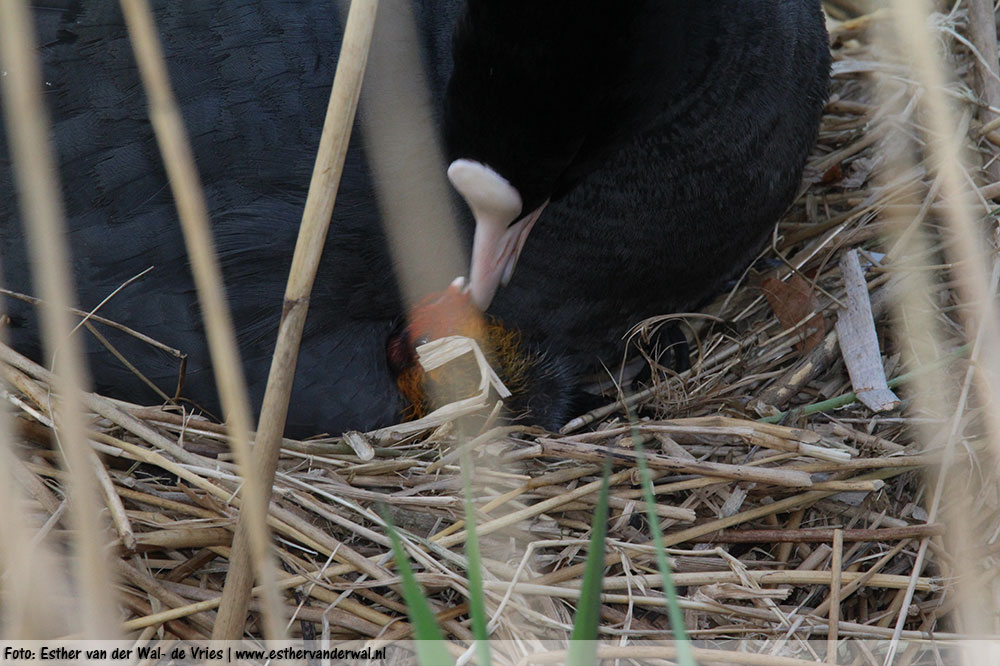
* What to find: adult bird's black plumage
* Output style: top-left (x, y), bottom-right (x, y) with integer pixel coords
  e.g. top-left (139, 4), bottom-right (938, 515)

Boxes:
top-left (1, 1), bottom-right (830, 436)
top-left (443, 0), bottom-right (831, 372)
top-left (0, 1), bottom-right (469, 437)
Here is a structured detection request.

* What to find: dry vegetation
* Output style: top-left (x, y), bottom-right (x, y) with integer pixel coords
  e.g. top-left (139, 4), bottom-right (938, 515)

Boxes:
top-left (1, 0), bottom-right (999, 663)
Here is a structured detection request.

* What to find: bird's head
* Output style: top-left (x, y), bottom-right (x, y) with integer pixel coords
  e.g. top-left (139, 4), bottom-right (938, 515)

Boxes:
top-left (387, 278), bottom-right (499, 419)
top-left (386, 278), bottom-right (572, 425)
top-left (443, 1), bottom-right (637, 309)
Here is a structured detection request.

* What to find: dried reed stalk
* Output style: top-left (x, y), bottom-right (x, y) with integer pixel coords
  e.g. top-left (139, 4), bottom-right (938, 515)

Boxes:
top-left (214, 0), bottom-right (380, 639)
top-left (0, 0), bottom-right (118, 636)
top-left (117, 0), bottom-right (284, 638)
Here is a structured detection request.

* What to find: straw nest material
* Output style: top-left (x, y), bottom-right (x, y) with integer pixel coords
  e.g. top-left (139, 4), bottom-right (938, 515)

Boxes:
top-left (2, 0), bottom-right (999, 657)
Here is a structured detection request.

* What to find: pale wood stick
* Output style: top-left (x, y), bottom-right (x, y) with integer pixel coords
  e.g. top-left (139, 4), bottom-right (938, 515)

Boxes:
top-left (537, 569), bottom-right (933, 593)
top-left (436, 469), bottom-right (644, 549)
top-left (429, 465), bottom-right (600, 542)
top-left (91, 450), bottom-right (136, 553)
top-left (537, 438), bottom-right (814, 487)
top-left (827, 528), bottom-right (844, 663)
top-left (684, 526), bottom-right (939, 544)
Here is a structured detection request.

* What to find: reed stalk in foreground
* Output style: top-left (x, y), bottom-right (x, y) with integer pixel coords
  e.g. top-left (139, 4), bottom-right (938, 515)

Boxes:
top-left (118, 0), bottom-right (285, 639)
top-left (213, 0), bottom-right (382, 640)
top-left (0, 0), bottom-right (118, 637)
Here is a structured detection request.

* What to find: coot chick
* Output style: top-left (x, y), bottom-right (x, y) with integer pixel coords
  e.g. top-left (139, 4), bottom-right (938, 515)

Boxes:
top-left (444, 1), bottom-right (831, 373)
top-left (0, 1), bottom-right (464, 437)
top-left (388, 280), bottom-right (574, 427)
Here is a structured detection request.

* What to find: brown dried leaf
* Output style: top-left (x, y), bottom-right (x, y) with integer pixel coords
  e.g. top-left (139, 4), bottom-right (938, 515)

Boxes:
top-left (762, 274), bottom-right (825, 354)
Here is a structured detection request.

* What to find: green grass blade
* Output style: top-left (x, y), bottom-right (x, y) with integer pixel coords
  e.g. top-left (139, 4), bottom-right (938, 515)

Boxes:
top-left (567, 459), bottom-right (612, 665)
top-left (628, 417), bottom-right (697, 666)
top-left (460, 446), bottom-right (491, 666)
top-left (379, 505), bottom-right (455, 666)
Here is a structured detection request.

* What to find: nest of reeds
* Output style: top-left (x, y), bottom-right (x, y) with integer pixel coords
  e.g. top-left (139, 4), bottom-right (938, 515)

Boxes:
top-left (2, 0), bottom-right (999, 661)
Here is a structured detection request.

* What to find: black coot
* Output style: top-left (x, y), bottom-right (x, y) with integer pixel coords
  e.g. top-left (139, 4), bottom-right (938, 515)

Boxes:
top-left (1, 1), bottom-right (830, 435)
top-left (0, 1), bottom-right (465, 436)
top-left (443, 0), bottom-right (831, 373)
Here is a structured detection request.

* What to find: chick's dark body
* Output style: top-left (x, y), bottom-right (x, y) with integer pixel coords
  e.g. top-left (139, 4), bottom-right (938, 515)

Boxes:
top-left (1, 1), bottom-right (463, 436)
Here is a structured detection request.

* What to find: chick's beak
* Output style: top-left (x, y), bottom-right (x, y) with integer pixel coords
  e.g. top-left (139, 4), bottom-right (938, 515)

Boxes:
top-left (447, 159), bottom-right (546, 309)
